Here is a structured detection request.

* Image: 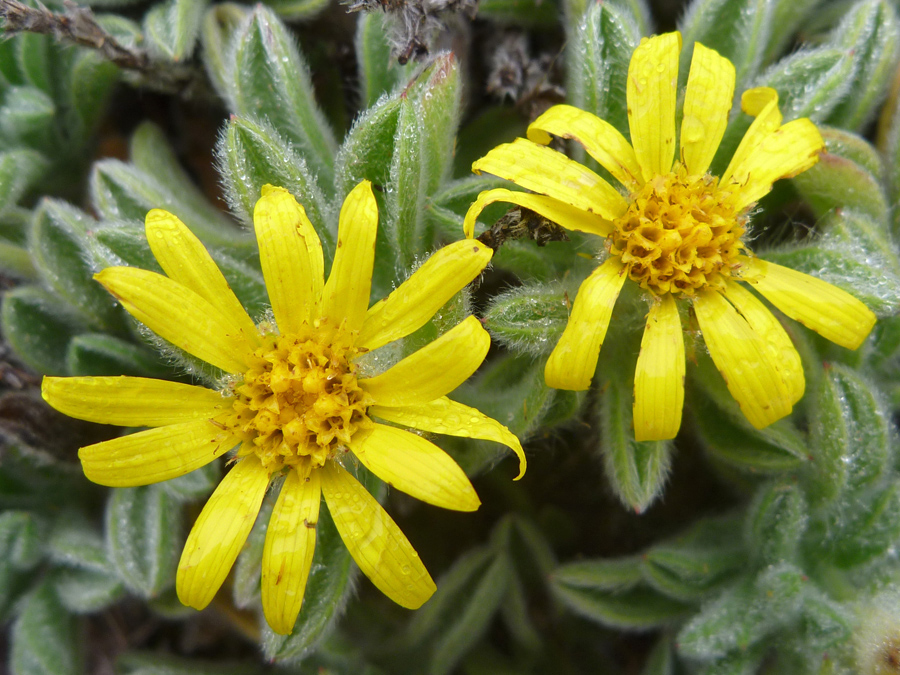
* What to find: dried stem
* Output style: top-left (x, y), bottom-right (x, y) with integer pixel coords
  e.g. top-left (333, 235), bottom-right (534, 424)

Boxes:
top-left (0, 0), bottom-right (205, 95)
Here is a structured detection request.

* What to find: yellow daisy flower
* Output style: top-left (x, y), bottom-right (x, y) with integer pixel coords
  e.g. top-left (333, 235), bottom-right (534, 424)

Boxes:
top-left (464, 32), bottom-right (876, 442)
top-left (42, 181), bottom-right (525, 635)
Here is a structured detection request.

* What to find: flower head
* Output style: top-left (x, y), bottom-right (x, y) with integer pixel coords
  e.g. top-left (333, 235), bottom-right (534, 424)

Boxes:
top-left (42, 181), bottom-right (525, 634)
top-left (464, 32), bottom-right (876, 441)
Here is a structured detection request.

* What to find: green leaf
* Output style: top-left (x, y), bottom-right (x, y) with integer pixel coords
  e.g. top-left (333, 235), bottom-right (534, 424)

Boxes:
top-left (796, 586), bottom-right (852, 649)
top-left (598, 365), bottom-right (673, 513)
top-left (690, 354), bottom-right (808, 471)
top-left (567, 0), bottom-right (640, 140)
top-left (813, 480), bottom-right (900, 568)
top-left (200, 3), bottom-right (248, 100)
top-left (216, 115), bottom-right (331, 252)
top-left (0, 149), bottom-right (48, 213)
top-left (263, 0), bottom-right (330, 20)
top-left (482, 282), bottom-right (569, 356)
top-left (0, 510), bottom-right (46, 570)
top-left (759, 47), bottom-right (854, 122)
top-left (552, 556), bottom-right (643, 593)
top-left (0, 238), bottom-right (36, 279)
top-left (117, 652), bottom-right (269, 675)
top-left (765, 0), bottom-right (826, 61)
top-left (10, 582), bottom-right (82, 675)
top-left (90, 159), bottom-right (246, 249)
top-left (477, 0), bottom-right (559, 26)
top-left (29, 199), bottom-right (124, 332)
top-left (334, 93), bottom-right (401, 197)
top-left (106, 485), bottom-right (181, 598)
top-left (227, 5), bottom-right (337, 189)
top-left (355, 13), bottom-right (410, 107)
top-left (262, 469), bottom-right (383, 661)
top-left (552, 569), bottom-right (691, 630)
top-left (52, 567), bottom-right (125, 614)
top-left (745, 481), bottom-right (807, 565)
top-left (65, 333), bottom-right (172, 377)
top-left (14, 28), bottom-right (52, 94)
top-left (807, 364), bottom-right (890, 504)
top-left (642, 637), bottom-right (675, 675)
top-left (428, 553), bottom-right (513, 675)
top-left (1, 285), bottom-right (86, 375)
top-left (385, 54), bottom-right (461, 269)
top-left (763, 209), bottom-right (900, 317)
top-left (67, 50), bottom-right (119, 136)
top-left (160, 462), bottom-right (220, 502)
top-left (92, 223), bottom-right (161, 273)
top-left (143, 0), bottom-right (208, 62)
top-left (232, 494), bottom-right (271, 609)
top-left (0, 85), bottom-right (55, 148)
top-left (641, 519), bottom-right (745, 601)
top-left (825, 0), bottom-right (900, 131)
top-left (48, 517), bottom-right (111, 574)
top-left (679, 0), bottom-right (772, 90)
top-left (791, 129), bottom-right (889, 224)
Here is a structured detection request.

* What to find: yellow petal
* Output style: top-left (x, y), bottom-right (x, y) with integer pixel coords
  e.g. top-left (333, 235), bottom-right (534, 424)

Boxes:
top-left (262, 467), bottom-right (321, 635)
top-left (42, 376), bottom-right (228, 426)
top-left (462, 188), bottom-right (613, 239)
top-left (177, 455), bottom-right (270, 611)
top-left (633, 294), bottom-right (685, 442)
top-left (358, 240), bottom-right (492, 351)
top-left (721, 87), bottom-right (782, 184)
top-left (320, 181), bottom-right (378, 333)
top-left (627, 32), bottom-right (682, 181)
top-left (723, 280), bottom-right (804, 405)
top-left (369, 396), bottom-right (526, 479)
top-left (679, 43), bottom-right (736, 175)
top-left (253, 186), bottom-right (325, 333)
top-left (739, 257), bottom-right (876, 350)
top-left (545, 258), bottom-right (627, 390)
top-left (95, 267), bottom-right (252, 374)
top-left (693, 289), bottom-right (792, 429)
top-left (472, 138), bottom-right (628, 220)
top-left (527, 104), bottom-right (643, 191)
top-left (320, 461), bottom-right (435, 609)
top-left (349, 424), bottom-right (480, 511)
top-left (727, 118), bottom-right (825, 210)
top-left (79, 419), bottom-right (237, 487)
top-left (145, 209), bottom-right (260, 348)
top-left (361, 316), bottom-right (489, 407)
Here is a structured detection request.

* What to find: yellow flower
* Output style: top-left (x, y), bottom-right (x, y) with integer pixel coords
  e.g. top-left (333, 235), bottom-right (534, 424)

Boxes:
top-left (42, 181), bottom-right (525, 635)
top-left (464, 32), bottom-right (876, 441)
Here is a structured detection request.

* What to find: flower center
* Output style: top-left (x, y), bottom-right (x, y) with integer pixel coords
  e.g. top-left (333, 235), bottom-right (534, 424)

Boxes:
top-left (609, 164), bottom-right (746, 296)
top-left (220, 323), bottom-right (373, 473)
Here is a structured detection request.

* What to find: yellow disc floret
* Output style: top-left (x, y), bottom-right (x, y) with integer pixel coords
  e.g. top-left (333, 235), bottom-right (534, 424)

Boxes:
top-left (219, 323), bottom-right (373, 473)
top-left (609, 163), bottom-right (746, 297)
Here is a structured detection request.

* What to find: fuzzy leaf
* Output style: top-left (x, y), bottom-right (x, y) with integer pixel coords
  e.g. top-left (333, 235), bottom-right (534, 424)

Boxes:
top-left (117, 652), bottom-right (268, 675)
top-left (52, 567), bottom-right (125, 614)
top-left (10, 582), bottom-right (82, 675)
top-left (0, 149), bottom-right (48, 213)
top-left (825, 0), bottom-right (900, 131)
top-left (759, 47), bottom-right (853, 122)
top-left (567, 0), bottom-right (640, 140)
top-left (200, 3), bottom-right (248, 99)
top-left (762, 209), bottom-right (900, 317)
top-left (355, 13), bottom-right (409, 107)
top-left (227, 5), bottom-right (337, 189)
top-left (690, 355), bottom-right (808, 471)
top-left (1, 286), bottom-right (86, 375)
top-left (643, 637), bottom-right (675, 675)
top-left (216, 115), bottom-right (331, 251)
top-left (90, 159), bottom-right (245, 248)
top-left (807, 363), bottom-right (890, 504)
top-left (791, 129), bottom-right (888, 224)
top-left (598, 368), bottom-right (673, 513)
top-left (334, 93), bottom-right (401, 200)
top-left (0, 85), bottom-right (55, 148)
top-left (552, 560), bottom-right (691, 630)
top-left (92, 223), bottom-right (161, 272)
top-left (143, 0), bottom-right (208, 62)
top-left (765, 0), bottom-right (826, 61)
top-left (106, 485), bottom-right (181, 598)
top-left (0, 510), bottom-right (45, 570)
top-left (67, 50), bottom-right (119, 136)
top-left (160, 462), bottom-right (220, 502)
top-left (483, 283), bottom-right (569, 355)
top-left (745, 481), bottom-right (807, 565)
top-left (385, 54), bottom-right (461, 269)
top-left (263, 0), bottom-right (330, 20)
top-left (65, 333), bottom-right (171, 377)
top-left (231, 496), bottom-right (271, 609)
top-left (796, 587), bottom-right (852, 649)
top-left (679, 0), bottom-right (773, 90)
top-left (29, 199), bottom-right (123, 332)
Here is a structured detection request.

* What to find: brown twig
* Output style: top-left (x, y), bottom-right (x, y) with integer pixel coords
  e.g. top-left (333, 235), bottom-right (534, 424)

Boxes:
top-left (0, 0), bottom-right (205, 95)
